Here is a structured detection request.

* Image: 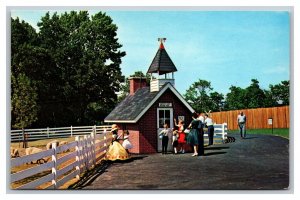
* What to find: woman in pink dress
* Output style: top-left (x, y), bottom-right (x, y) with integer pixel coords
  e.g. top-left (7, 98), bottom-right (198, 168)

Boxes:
top-left (174, 118), bottom-right (186, 153)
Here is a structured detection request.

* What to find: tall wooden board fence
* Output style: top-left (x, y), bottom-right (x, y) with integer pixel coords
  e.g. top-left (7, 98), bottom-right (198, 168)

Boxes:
top-left (210, 106), bottom-right (289, 130)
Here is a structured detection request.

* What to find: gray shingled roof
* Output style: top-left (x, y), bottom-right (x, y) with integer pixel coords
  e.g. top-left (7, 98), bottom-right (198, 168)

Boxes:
top-left (105, 87), bottom-right (158, 121)
top-left (147, 44), bottom-right (177, 75)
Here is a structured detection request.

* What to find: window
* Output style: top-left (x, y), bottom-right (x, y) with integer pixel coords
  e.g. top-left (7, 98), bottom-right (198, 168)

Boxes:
top-left (158, 109), bottom-right (171, 128)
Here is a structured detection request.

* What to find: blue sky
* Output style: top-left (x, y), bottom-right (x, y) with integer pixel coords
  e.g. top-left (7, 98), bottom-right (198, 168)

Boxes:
top-left (11, 10), bottom-right (290, 95)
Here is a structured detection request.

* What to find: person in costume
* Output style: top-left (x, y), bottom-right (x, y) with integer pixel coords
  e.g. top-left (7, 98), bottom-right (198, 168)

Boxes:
top-left (105, 124), bottom-right (129, 161)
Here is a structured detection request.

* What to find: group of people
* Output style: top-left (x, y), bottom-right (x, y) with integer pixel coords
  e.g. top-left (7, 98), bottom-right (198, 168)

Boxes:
top-left (159, 112), bottom-right (214, 157)
top-left (105, 111), bottom-right (247, 161)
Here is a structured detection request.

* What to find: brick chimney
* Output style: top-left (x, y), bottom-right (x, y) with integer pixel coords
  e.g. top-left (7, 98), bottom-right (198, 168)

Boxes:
top-left (129, 77), bottom-right (147, 95)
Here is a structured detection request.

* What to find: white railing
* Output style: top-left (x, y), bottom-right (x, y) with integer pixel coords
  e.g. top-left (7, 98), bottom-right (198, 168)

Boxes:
top-left (10, 125), bottom-right (111, 142)
top-left (10, 131), bottom-right (112, 189)
top-left (203, 123), bottom-right (228, 143)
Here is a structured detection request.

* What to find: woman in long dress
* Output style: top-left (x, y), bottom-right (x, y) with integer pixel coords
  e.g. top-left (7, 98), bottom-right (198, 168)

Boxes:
top-left (105, 124), bottom-right (129, 161)
top-left (186, 112), bottom-right (200, 157)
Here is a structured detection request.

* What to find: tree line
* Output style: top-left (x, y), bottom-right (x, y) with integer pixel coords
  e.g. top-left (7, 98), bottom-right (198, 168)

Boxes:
top-left (183, 79), bottom-right (289, 113)
top-left (119, 72), bottom-right (289, 114)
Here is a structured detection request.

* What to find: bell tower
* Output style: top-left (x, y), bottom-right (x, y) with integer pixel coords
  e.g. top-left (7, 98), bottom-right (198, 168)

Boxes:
top-left (147, 38), bottom-right (178, 92)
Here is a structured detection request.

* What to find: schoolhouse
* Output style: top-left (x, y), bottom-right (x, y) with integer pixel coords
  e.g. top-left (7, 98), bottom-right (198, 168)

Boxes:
top-left (104, 38), bottom-right (195, 154)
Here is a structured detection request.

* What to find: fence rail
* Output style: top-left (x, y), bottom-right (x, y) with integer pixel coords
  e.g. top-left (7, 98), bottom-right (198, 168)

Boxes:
top-left (210, 106), bottom-right (289, 130)
top-left (10, 125), bottom-right (111, 142)
top-left (10, 131), bottom-right (112, 189)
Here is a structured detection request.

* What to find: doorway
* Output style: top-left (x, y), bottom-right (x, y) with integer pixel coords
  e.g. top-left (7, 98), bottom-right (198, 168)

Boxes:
top-left (157, 108), bottom-right (173, 152)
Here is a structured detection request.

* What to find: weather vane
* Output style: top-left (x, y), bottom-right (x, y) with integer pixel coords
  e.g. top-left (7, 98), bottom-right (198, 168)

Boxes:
top-left (158, 38), bottom-right (166, 43)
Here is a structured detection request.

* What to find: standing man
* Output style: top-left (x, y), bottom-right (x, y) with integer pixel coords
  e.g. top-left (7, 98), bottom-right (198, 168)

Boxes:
top-left (237, 111), bottom-right (247, 139)
top-left (204, 113), bottom-right (214, 146)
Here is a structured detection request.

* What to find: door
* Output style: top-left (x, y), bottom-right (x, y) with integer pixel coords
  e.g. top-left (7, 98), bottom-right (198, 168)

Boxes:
top-left (157, 108), bottom-right (173, 152)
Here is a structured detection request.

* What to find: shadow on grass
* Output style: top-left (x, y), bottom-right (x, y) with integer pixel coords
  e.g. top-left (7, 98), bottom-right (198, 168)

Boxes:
top-left (68, 155), bottom-right (147, 189)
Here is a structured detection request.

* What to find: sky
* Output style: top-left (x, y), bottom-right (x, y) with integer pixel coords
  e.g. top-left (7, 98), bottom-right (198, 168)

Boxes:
top-left (10, 10), bottom-right (290, 95)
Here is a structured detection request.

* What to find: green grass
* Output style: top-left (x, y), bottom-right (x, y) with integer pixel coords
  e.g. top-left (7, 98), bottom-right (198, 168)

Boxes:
top-left (228, 128), bottom-right (289, 139)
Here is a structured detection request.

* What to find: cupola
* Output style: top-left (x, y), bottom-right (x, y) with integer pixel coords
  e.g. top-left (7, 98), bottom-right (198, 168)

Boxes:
top-left (147, 38), bottom-right (177, 92)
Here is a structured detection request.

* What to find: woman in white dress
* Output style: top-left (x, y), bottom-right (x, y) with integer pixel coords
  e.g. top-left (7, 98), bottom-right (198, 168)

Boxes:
top-left (122, 130), bottom-right (133, 154)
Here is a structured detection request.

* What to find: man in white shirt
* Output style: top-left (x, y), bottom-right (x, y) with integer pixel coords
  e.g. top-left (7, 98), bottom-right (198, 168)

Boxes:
top-left (204, 114), bottom-right (214, 146)
top-left (237, 111), bottom-right (247, 138)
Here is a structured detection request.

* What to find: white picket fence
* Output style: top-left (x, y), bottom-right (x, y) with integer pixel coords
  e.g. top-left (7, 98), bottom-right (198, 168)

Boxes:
top-left (10, 125), bottom-right (111, 142)
top-left (10, 131), bottom-right (112, 189)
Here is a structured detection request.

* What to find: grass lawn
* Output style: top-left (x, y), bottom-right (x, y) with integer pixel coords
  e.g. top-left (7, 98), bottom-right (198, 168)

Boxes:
top-left (229, 128), bottom-right (289, 139)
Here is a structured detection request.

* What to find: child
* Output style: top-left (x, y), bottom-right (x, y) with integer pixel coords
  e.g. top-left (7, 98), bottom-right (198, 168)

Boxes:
top-left (174, 118), bottom-right (186, 154)
top-left (172, 130), bottom-right (179, 154)
top-left (122, 130), bottom-right (133, 154)
top-left (159, 123), bottom-right (172, 154)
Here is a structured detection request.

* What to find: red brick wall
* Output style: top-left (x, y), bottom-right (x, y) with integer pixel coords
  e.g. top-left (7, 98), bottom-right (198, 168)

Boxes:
top-left (117, 123), bottom-right (140, 154)
top-left (117, 89), bottom-right (193, 154)
top-left (138, 88), bottom-right (193, 153)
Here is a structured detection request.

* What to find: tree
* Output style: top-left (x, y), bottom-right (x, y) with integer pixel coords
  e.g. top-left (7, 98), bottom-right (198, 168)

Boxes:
top-left (265, 80), bottom-right (289, 106)
top-left (36, 11), bottom-right (126, 125)
top-left (184, 79), bottom-right (214, 113)
top-left (224, 86), bottom-right (246, 110)
top-left (11, 11), bottom-right (126, 127)
top-left (11, 73), bottom-right (38, 129)
top-left (11, 18), bottom-right (41, 129)
top-left (244, 79), bottom-right (266, 108)
top-left (209, 92), bottom-right (225, 111)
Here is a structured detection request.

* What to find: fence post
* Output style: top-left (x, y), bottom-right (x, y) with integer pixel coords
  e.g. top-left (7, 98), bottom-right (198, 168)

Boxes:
top-left (51, 142), bottom-right (57, 189)
top-left (71, 126), bottom-right (73, 137)
top-left (47, 127), bottom-right (50, 138)
top-left (75, 136), bottom-right (80, 180)
top-left (83, 135), bottom-right (89, 170)
top-left (90, 131), bottom-right (96, 166)
top-left (222, 123), bottom-right (225, 141)
top-left (103, 129), bottom-right (109, 153)
top-left (78, 137), bottom-right (83, 172)
top-left (93, 125), bottom-right (96, 135)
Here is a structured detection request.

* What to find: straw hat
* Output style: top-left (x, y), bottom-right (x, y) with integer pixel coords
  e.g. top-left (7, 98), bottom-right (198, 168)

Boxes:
top-left (111, 124), bottom-right (118, 132)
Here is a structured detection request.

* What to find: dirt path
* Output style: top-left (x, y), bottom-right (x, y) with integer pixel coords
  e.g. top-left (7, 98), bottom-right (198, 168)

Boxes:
top-left (73, 134), bottom-right (289, 190)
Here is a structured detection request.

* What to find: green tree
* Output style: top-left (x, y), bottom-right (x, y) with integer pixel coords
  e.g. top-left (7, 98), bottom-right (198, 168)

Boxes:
top-left (11, 18), bottom-right (41, 128)
top-left (209, 92), bottom-right (225, 111)
top-left (11, 11), bottom-right (126, 127)
top-left (11, 17), bottom-right (59, 128)
top-left (36, 11), bottom-right (126, 125)
top-left (224, 86), bottom-right (246, 110)
top-left (11, 73), bottom-right (38, 129)
top-left (184, 79), bottom-right (214, 113)
top-left (244, 79), bottom-right (266, 108)
top-left (265, 80), bottom-right (289, 106)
